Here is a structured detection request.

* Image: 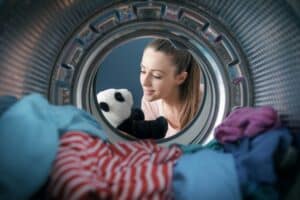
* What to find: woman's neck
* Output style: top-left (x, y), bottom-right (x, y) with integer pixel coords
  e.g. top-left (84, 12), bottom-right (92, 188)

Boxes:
top-left (162, 88), bottom-right (182, 112)
top-left (161, 89), bottom-right (183, 128)
top-left (162, 99), bottom-right (182, 114)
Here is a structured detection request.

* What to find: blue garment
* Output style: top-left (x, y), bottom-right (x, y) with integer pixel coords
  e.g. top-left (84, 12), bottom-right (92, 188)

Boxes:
top-left (0, 93), bottom-right (107, 200)
top-left (174, 139), bottom-right (224, 153)
top-left (223, 127), bottom-right (292, 199)
top-left (172, 149), bottom-right (241, 200)
top-left (0, 95), bottom-right (17, 116)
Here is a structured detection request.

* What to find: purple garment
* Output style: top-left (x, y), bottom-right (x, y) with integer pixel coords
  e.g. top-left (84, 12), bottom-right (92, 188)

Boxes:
top-left (215, 106), bottom-right (281, 144)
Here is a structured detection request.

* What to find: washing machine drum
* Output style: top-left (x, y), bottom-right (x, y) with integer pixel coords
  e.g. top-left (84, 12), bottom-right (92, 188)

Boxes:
top-left (0, 0), bottom-right (299, 144)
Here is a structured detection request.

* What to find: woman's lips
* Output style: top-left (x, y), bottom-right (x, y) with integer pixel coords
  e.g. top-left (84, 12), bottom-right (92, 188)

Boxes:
top-left (143, 89), bottom-right (154, 95)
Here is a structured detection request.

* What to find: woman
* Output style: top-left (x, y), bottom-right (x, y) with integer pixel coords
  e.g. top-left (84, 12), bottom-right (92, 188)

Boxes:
top-left (140, 38), bottom-right (202, 138)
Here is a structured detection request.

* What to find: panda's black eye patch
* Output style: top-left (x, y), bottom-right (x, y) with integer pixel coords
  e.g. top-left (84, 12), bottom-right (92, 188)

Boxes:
top-left (99, 102), bottom-right (110, 112)
top-left (115, 92), bottom-right (125, 102)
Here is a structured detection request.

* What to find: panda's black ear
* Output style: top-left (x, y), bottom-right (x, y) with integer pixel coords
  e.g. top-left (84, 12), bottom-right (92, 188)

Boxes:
top-left (99, 102), bottom-right (110, 112)
top-left (115, 92), bottom-right (125, 102)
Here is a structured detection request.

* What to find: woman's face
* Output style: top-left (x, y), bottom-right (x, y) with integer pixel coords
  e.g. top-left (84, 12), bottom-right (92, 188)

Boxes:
top-left (140, 47), bottom-right (186, 102)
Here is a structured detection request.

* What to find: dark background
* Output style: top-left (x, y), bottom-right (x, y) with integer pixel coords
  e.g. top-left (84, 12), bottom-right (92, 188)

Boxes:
top-left (95, 38), bottom-right (151, 108)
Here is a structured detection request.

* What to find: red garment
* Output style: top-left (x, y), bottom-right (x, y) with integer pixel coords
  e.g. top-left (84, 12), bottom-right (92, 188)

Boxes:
top-left (48, 132), bottom-right (182, 200)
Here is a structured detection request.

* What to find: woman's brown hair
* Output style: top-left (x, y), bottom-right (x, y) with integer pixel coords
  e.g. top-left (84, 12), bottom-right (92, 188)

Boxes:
top-left (145, 38), bottom-right (202, 129)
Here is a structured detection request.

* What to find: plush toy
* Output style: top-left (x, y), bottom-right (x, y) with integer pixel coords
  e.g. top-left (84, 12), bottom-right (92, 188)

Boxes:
top-left (96, 88), bottom-right (168, 139)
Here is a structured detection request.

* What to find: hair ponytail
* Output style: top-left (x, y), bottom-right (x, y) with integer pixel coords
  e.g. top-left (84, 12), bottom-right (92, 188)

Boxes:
top-left (179, 58), bottom-right (201, 128)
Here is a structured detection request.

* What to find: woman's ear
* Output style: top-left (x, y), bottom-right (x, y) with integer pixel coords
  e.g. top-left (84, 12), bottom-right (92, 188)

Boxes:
top-left (176, 71), bottom-right (188, 85)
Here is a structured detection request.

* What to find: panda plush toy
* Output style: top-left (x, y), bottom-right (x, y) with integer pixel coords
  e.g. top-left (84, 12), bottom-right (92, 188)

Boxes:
top-left (96, 88), bottom-right (168, 139)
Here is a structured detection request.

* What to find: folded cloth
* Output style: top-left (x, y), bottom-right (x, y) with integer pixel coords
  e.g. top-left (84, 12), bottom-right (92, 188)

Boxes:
top-left (172, 149), bottom-right (241, 200)
top-left (223, 127), bottom-right (292, 199)
top-left (48, 131), bottom-right (182, 200)
top-left (215, 106), bottom-right (281, 143)
top-left (0, 93), bottom-right (107, 200)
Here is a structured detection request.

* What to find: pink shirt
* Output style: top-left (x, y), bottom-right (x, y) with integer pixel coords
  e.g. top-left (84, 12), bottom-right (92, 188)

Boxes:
top-left (141, 97), bottom-right (180, 138)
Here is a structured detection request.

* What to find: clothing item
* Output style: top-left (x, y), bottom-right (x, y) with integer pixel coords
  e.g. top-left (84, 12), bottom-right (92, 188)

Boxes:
top-left (223, 127), bottom-right (292, 199)
top-left (284, 168), bottom-right (300, 200)
top-left (141, 97), bottom-right (180, 138)
top-left (48, 131), bottom-right (182, 200)
top-left (172, 149), bottom-right (241, 200)
top-left (243, 184), bottom-right (278, 200)
top-left (0, 95), bottom-right (18, 116)
top-left (215, 106), bottom-right (281, 143)
top-left (0, 93), bottom-right (107, 200)
top-left (173, 139), bottom-right (224, 154)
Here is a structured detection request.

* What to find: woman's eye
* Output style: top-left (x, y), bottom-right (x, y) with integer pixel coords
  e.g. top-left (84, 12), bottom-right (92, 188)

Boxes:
top-left (153, 75), bottom-right (162, 79)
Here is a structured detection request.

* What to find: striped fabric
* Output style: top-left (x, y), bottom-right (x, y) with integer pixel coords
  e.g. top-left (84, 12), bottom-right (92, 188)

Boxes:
top-left (48, 131), bottom-right (182, 200)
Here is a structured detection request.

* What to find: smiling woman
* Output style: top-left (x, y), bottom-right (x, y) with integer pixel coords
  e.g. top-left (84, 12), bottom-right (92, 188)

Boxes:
top-left (140, 38), bottom-right (202, 138)
top-left (95, 37), bottom-right (204, 139)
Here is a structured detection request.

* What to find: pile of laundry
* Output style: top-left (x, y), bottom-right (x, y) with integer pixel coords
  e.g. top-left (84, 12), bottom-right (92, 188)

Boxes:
top-left (0, 94), bottom-right (299, 200)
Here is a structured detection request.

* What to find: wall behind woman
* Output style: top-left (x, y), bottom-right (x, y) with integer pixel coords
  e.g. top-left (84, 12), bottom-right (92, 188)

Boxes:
top-left (96, 38), bottom-right (151, 107)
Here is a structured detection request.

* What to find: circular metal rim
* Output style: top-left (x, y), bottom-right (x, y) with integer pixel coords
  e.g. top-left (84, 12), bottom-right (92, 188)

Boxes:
top-left (49, 1), bottom-right (253, 144)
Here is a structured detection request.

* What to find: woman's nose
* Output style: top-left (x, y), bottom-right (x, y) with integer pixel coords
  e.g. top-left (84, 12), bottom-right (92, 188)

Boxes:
top-left (141, 73), bottom-right (151, 87)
